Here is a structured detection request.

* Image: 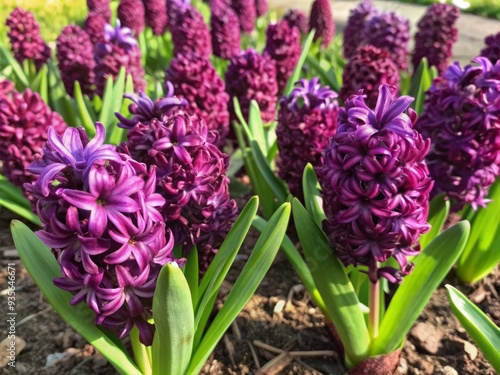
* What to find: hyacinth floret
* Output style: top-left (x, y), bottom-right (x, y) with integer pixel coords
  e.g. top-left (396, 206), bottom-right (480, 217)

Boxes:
top-left (412, 3), bottom-right (460, 75)
top-left (6, 8), bottom-right (51, 70)
top-left (25, 123), bottom-right (173, 345)
top-left (416, 57), bottom-right (500, 211)
top-left (343, 0), bottom-right (377, 59)
top-left (56, 25), bottom-right (96, 97)
top-left (231, 0), bottom-right (257, 34)
top-left (117, 0), bottom-right (146, 35)
top-left (210, 0), bottom-right (241, 60)
top-left (282, 9), bottom-right (308, 34)
top-left (143, 0), bottom-right (168, 35)
top-left (277, 78), bottom-right (339, 201)
top-left (364, 11), bottom-right (410, 70)
top-left (309, 0), bottom-right (335, 48)
top-left (0, 79), bottom-right (15, 101)
top-left (318, 85), bottom-right (433, 283)
top-left (481, 31), bottom-right (500, 64)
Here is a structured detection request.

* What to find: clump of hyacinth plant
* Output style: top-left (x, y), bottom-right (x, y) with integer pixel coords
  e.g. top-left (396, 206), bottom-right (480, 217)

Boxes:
top-left (291, 85), bottom-right (470, 372)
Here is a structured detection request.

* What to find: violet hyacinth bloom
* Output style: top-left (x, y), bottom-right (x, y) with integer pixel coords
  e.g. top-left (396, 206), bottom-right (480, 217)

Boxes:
top-left (165, 53), bottom-right (230, 145)
top-left (210, 0), bottom-right (241, 59)
top-left (6, 8), bottom-right (51, 70)
top-left (283, 9), bottom-right (308, 34)
top-left (0, 89), bottom-right (66, 200)
top-left (94, 21), bottom-right (146, 97)
top-left (416, 57), bottom-right (500, 211)
top-left (87, 0), bottom-right (112, 21)
top-left (226, 49), bottom-right (278, 124)
top-left (364, 11), bottom-right (410, 70)
top-left (343, 0), bottom-right (377, 59)
top-left (170, 1), bottom-right (212, 59)
top-left (318, 85), bottom-right (433, 283)
top-left (277, 78), bottom-right (339, 201)
top-left (143, 0), bottom-right (168, 35)
top-left (340, 45), bottom-right (400, 108)
top-left (25, 123), bottom-right (173, 345)
top-left (255, 0), bottom-right (268, 18)
top-left (264, 20), bottom-right (301, 95)
top-left (85, 12), bottom-right (107, 45)
top-left (309, 0), bottom-right (335, 48)
top-left (118, 0), bottom-right (146, 36)
top-left (56, 25), bottom-right (96, 97)
top-left (116, 91), bottom-right (238, 272)
top-left (412, 3), bottom-right (460, 75)
top-left (231, 0), bottom-right (257, 34)
top-left (0, 79), bottom-right (14, 101)
top-left (481, 31), bottom-right (500, 64)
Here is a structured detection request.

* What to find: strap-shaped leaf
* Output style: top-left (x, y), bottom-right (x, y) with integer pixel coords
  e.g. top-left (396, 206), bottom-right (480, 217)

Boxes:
top-left (446, 285), bottom-right (500, 372)
top-left (184, 246), bottom-right (199, 308)
top-left (0, 44), bottom-right (29, 89)
top-left (248, 100), bottom-right (267, 153)
top-left (372, 221), bottom-right (470, 355)
top-left (74, 81), bottom-right (96, 136)
top-left (187, 202), bottom-right (291, 375)
top-left (99, 75), bottom-right (116, 128)
top-left (47, 61), bottom-right (77, 125)
top-left (302, 163), bottom-right (326, 227)
top-left (283, 31), bottom-right (315, 96)
top-left (419, 193), bottom-right (449, 250)
top-left (305, 55), bottom-right (340, 92)
top-left (408, 57), bottom-right (432, 116)
top-left (0, 194), bottom-right (40, 226)
top-left (152, 262), bottom-right (194, 375)
top-left (292, 199), bottom-right (370, 366)
top-left (10, 221), bottom-right (141, 375)
top-left (130, 326), bottom-right (152, 375)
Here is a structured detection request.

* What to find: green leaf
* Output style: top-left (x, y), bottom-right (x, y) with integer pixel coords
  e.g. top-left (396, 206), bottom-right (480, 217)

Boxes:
top-left (283, 31), bottom-right (315, 96)
top-left (0, 44), bottom-right (29, 89)
top-left (292, 199), bottom-right (370, 366)
top-left (305, 55), bottom-right (340, 92)
top-left (248, 100), bottom-right (267, 153)
top-left (98, 75), bottom-right (116, 127)
top-left (302, 163), bottom-right (326, 227)
top-left (446, 285), bottom-right (500, 372)
top-left (0, 176), bottom-right (32, 208)
top-left (152, 262), bottom-right (194, 375)
top-left (30, 65), bottom-right (49, 103)
top-left (184, 246), bottom-right (199, 308)
top-left (10, 221), bottom-right (141, 375)
top-left (47, 61), bottom-right (76, 125)
top-left (408, 57), bottom-right (432, 116)
top-left (0, 193), bottom-right (40, 226)
top-left (73, 81), bottom-right (96, 136)
top-left (130, 326), bottom-right (152, 375)
top-left (187, 202), bottom-right (291, 375)
top-left (419, 193), bottom-right (449, 250)
top-left (372, 221), bottom-right (470, 355)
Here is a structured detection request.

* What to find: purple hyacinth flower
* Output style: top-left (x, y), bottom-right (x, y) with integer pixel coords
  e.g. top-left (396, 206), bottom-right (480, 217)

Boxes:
top-left (0, 79), bottom-right (15, 101)
top-left (255, 0), bottom-right (268, 18)
top-left (283, 8), bottom-right (308, 35)
top-left (318, 85), bottom-right (433, 283)
top-left (309, 0), bottom-right (335, 48)
top-left (481, 31), bottom-right (500, 64)
top-left (118, 0), bottom-right (146, 35)
top-left (143, 0), bottom-right (168, 35)
top-left (87, 0), bottom-right (112, 21)
top-left (343, 0), bottom-right (377, 59)
top-left (85, 11), bottom-right (108, 45)
top-left (277, 78), bottom-right (339, 201)
top-left (416, 57), bottom-right (500, 211)
top-left (26, 122), bottom-right (174, 345)
top-left (412, 3), bottom-right (460, 75)
top-left (231, 0), bottom-right (256, 34)
top-left (210, 0), bottom-right (241, 60)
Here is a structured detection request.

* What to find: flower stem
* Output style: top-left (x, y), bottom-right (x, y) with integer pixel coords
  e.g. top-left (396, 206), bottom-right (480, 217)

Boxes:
top-left (130, 326), bottom-right (153, 375)
top-left (368, 262), bottom-right (380, 341)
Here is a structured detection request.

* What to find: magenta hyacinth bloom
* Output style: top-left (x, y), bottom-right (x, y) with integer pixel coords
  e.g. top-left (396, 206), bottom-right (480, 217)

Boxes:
top-left (6, 8), bottom-right (51, 70)
top-left (277, 78), bottom-right (339, 201)
top-left (412, 3), bottom-right (460, 75)
top-left (226, 49), bottom-right (278, 124)
top-left (481, 32), bottom-right (500, 64)
top-left (340, 45), bottom-right (400, 108)
top-left (283, 9), bottom-right (308, 34)
top-left (94, 21), bottom-right (146, 97)
top-left (343, 0), bottom-right (377, 59)
top-left (85, 12), bottom-right (107, 45)
top-left (210, 0), bottom-right (241, 59)
top-left (87, 0), bottom-right (112, 21)
top-left (231, 0), bottom-right (256, 34)
top-left (0, 89), bottom-right (66, 199)
top-left (25, 123), bottom-right (173, 345)
top-left (118, 0), bottom-right (146, 35)
top-left (143, 0), bottom-right (168, 35)
top-left (56, 25), bottom-right (96, 97)
top-left (364, 11), bottom-right (410, 70)
top-left (116, 91), bottom-right (238, 272)
top-left (309, 0), bottom-right (335, 48)
top-left (416, 57), bottom-right (500, 211)
top-left (170, 1), bottom-right (212, 59)
top-left (165, 53), bottom-right (230, 145)
top-left (0, 79), bottom-right (15, 101)
top-left (264, 20), bottom-right (301, 95)
top-left (255, 0), bottom-right (268, 18)
top-left (318, 85), bottom-right (433, 283)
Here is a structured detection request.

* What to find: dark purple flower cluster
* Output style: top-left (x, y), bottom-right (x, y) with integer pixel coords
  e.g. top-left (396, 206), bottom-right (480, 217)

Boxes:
top-left (6, 8), bottom-right (51, 70)
top-left (56, 25), bottom-right (96, 97)
top-left (85, 12), bottom-right (107, 45)
top-left (143, 0), bottom-right (168, 35)
top-left (277, 78), bottom-right (339, 201)
top-left (309, 0), bottom-right (335, 48)
top-left (364, 11), bottom-right (410, 70)
top-left (255, 0), bottom-right (268, 18)
top-left (264, 21), bottom-right (301, 95)
top-left (210, 0), bottom-right (241, 60)
top-left (318, 85), bottom-right (433, 283)
top-left (94, 22), bottom-right (146, 97)
top-left (116, 91), bottom-right (238, 272)
top-left (416, 57), bottom-right (500, 211)
top-left (343, 0), bottom-right (377, 59)
top-left (0, 89), bottom-right (66, 200)
top-left (170, 1), bottom-right (212, 59)
top-left (412, 3), bottom-right (460, 75)
top-left (481, 31), bottom-right (500, 64)
top-left (225, 49), bottom-right (278, 124)
top-left (0, 79), bottom-right (14, 101)
top-left (117, 0), bottom-right (146, 36)
top-left (282, 9), bottom-right (308, 34)
top-left (25, 123), bottom-right (172, 346)
top-left (340, 45), bottom-right (400, 108)
top-left (87, 0), bottom-right (111, 21)
top-left (231, 0), bottom-right (256, 34)
top-left (165, 53), bottom-right (230, 145)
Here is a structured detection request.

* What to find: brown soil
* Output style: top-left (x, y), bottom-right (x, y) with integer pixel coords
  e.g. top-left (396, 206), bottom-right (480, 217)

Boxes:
top-left (0, 207), bottom-right (498, 375)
